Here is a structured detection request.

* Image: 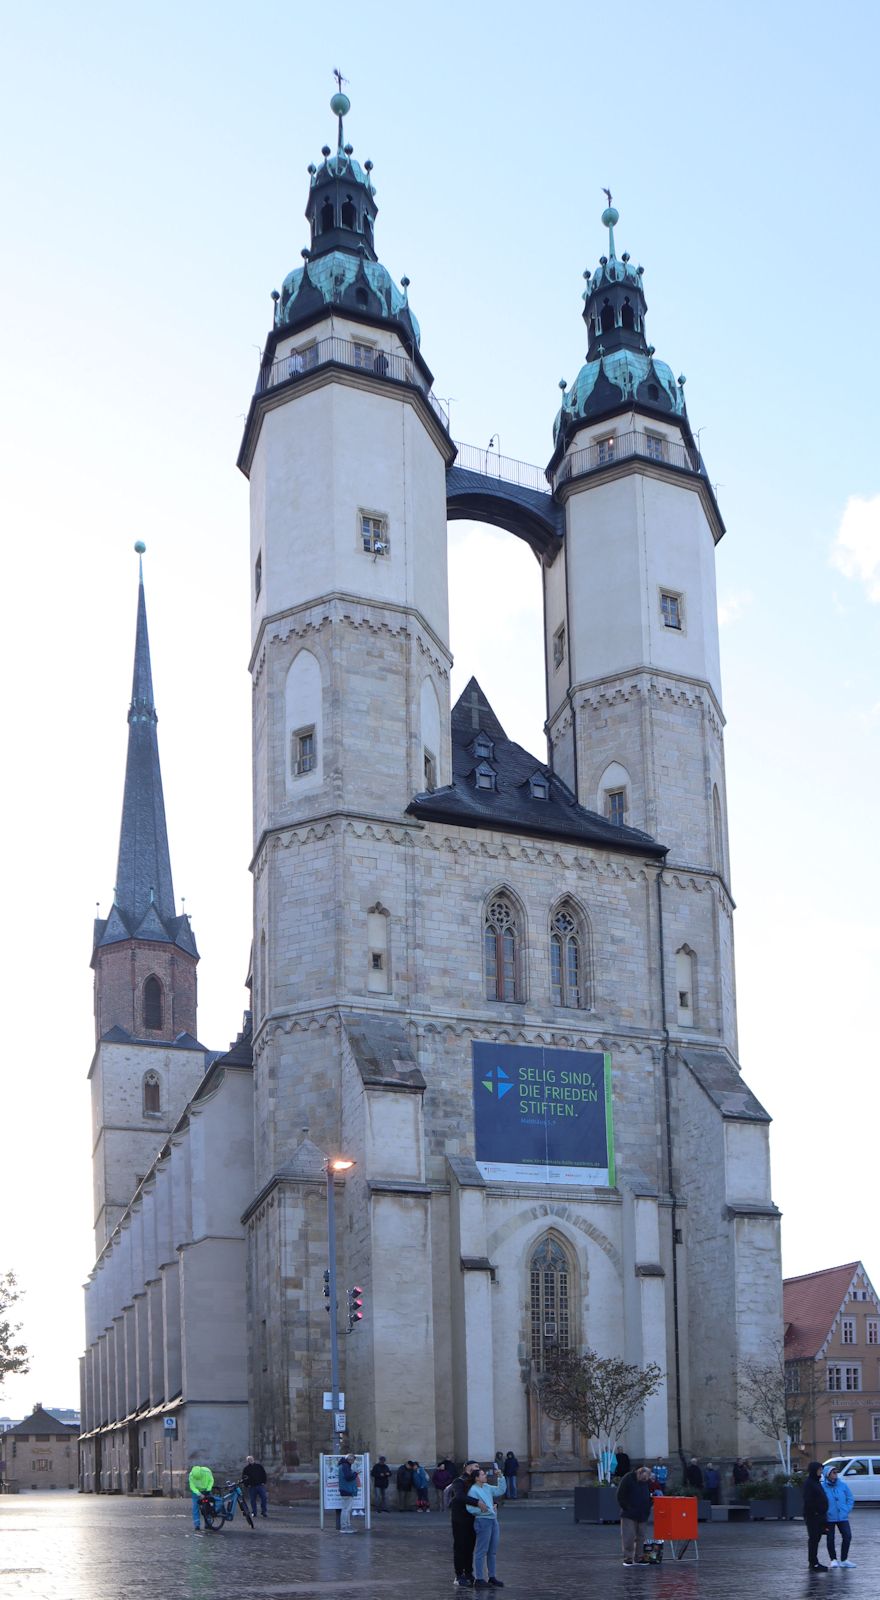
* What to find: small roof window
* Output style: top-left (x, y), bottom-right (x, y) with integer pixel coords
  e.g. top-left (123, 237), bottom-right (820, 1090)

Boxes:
top-left (474, 762), bottom-right (497, 792)
top-left (473, 733), bottom-right (495, 760)
top-left (529, 773), bottom-right (551, 801)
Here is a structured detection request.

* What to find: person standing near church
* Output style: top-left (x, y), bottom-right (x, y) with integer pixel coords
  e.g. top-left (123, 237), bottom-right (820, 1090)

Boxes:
top-left (617, 1466), bottom-right (653, 1566)
top-left (242, 1454), bottom-right (268, 1518)
top-left (449, 1460), bottom-right (480, 1586)
top-left (503, 1452), bottom-right (519, 1499)
top-left (823, 1464), bottom-right (856, 1568)
top-left (803, 1461), bottom-right (830, 1571)
top-left (371, 1455), bottom-right (391, 1511)
top-left (466, 1464), bottom-right (507, 1587)
top-left (396, 1458), bottom-right (414, 1511)
top-left (338, 1454), bottom-right (360, 1532)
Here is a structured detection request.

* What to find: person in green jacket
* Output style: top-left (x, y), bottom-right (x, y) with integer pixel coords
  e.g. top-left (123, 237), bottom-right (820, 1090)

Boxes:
top-left (188, 1464), bottom-right (214, 1531)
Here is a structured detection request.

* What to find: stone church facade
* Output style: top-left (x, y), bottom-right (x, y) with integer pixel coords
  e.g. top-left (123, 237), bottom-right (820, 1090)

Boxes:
top-left (80, 92), bottom-right (781, 1494)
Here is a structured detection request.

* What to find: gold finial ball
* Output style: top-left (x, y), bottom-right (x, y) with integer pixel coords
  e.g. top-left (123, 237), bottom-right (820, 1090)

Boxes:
top-left (330, 91), bottom-right (350, 117)
top-left (134, 541), bottom-right (146, 554)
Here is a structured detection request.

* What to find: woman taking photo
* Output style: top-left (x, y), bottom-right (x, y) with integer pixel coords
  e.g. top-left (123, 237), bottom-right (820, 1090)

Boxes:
top-left (466, 1464), bottom-right (507, 1588)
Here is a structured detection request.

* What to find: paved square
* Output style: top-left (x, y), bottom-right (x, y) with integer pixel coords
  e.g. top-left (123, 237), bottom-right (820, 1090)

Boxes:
top-left (0, 1495), bottom-right (877, 1599)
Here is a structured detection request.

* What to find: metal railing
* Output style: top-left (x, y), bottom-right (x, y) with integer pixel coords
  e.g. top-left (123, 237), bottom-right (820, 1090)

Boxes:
top-left (554, 429), bottom-right (705, 489)
top-left (452, 441), bottom-right (551, 495)
top-left (257, 335), bottom-right (449, 426)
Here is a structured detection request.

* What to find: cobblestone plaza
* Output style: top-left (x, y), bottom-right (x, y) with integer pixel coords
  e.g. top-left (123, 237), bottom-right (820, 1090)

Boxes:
top-left (1, 1496), bottom-right (877, 1600)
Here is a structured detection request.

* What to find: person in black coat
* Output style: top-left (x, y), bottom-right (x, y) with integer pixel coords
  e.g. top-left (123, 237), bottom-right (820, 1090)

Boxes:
top-left (684, 1457), bottom-right (704, 1491)
top-left (371, 1455), bottom-right (391, 1512)
top-left (396, 1460), bottom-right (414, 1511)
top-left (449, 1460), bottom-right (480, 1586)
top-left (803, 1461), bottom-right (830, 1571)
top-left (242, 1455), bottom-right (268, 1518)
top-left (617, 1467), bottom-right (654, 1566)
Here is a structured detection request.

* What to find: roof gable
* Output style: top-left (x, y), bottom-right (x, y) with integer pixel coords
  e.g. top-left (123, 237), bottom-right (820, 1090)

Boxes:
top-left (783, 1261), bottom-right (878, 1360)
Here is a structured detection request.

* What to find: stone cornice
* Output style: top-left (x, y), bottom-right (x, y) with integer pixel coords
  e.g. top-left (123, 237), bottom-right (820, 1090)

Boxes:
top-left (251, 592), bottom-right (453, 681)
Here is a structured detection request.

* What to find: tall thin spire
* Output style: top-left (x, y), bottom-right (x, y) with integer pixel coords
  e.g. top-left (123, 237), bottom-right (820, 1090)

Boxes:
top-left (93, 548), bottom-right (197, 957)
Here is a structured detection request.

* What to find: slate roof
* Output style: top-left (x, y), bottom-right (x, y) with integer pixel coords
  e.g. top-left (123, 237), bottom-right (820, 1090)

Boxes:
top-left (99, 1024), bottom-right (206, 1050)
top-left (4, 1405), bottom-right (79, 1437)
top-left (93, 571), bottom-right (197, 960)
top-left (679, 1049), bottom-right (772, 1122)
top-left (783, 1262), bottom-right (868, 1361)
top-left (406, 678), bottom-right (666, 857)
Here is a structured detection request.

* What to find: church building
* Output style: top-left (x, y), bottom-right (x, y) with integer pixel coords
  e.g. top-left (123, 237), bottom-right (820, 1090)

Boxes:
top-left (80, 91), bottom-right (782, 1494)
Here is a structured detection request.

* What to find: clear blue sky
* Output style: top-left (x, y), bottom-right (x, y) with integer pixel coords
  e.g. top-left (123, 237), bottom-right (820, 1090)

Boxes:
top-left (2, 0), bottom-right (879, 1414)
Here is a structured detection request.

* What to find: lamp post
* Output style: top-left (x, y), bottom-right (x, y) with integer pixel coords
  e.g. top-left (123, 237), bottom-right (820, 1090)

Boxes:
top-left (325, 1156), bottom-right (355, 1456)
top-left (833, 1416), bottom-right (848, 1454)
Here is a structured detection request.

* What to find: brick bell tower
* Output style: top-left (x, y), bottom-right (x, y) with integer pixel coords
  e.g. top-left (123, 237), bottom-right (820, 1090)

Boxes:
top-left (89, 546), bottom-right (207, 1252)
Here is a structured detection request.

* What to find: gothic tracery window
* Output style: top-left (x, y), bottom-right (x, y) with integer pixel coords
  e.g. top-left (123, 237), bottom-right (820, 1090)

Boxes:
top-left (484, 893), bottom-right (520, 1002)
top-left (143, 1071), bottom-right (161, 1115)
top-left (143, 975), bottom-right (163, 1031)
top-left (530, 1235), bottom-right (572, 1369)
top-left (550, 901), bottom-right (591, 1009)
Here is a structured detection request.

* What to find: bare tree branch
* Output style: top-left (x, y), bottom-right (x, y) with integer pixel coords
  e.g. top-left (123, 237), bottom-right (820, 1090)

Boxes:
top-left (0, 1272), bottom-right (29, 1394)
top-left (539, 1348), bottom-right (664, 1481)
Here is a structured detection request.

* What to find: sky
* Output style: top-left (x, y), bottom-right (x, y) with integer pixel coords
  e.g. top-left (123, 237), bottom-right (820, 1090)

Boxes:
top-left (1, 0), bottom-right (879, 1417)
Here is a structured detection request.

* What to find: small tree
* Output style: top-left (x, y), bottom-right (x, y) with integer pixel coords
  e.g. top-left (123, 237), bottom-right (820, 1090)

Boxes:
top-left (735, 1340), bottom-right (822, 1479)
top-left (0, 1272), bottom-right (29, 1394)
top-left (539, 1347), bottom-right (664, 1482)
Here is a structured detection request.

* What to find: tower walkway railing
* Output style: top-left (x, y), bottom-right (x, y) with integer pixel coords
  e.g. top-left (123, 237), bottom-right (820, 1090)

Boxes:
top-left (451, 442), bottom-right (551, 495)
top-left (258, 336), bottom-right (449, 427)
top-left (554, 429), bottom-right (706, 489)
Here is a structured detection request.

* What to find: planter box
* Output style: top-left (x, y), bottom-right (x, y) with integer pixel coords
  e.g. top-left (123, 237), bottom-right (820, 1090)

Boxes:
top-left (748, 1498), bottom-right (783, 1520)
top-left (573, 1485), bottom-right (620, 1524)
top-left (781, 1485), bottom-right (801, 1521)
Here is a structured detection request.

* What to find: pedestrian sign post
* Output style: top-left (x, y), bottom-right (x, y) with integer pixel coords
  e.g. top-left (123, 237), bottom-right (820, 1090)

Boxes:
top-left (319, 1452), bottom-right (371, 1532)
top-left (653, 1495), bottom-right (698, 1561)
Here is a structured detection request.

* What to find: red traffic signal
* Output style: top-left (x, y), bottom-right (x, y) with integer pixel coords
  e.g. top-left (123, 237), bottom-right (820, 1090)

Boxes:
top-left (348, 1285), bottom-right (364, 1325)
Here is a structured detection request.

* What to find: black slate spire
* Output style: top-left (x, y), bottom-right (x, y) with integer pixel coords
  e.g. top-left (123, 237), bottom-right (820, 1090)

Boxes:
top-left (93, 555), bottom-right (197, 957)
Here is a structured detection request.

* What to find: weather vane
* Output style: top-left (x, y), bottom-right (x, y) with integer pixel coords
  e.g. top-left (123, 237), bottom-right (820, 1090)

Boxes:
top-left (333, 67), bottom-right (348, 93)
top-left (602, 187), bottom-right (613, 208)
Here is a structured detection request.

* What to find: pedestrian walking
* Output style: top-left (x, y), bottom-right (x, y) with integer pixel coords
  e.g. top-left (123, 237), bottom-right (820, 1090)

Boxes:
top-left (241, 1454), bottom-right (268, 1519)
top-left (503, 1452), bottom-right (519, 1499)
top-left (432, 1461), bottom-right (452, 1511)
top-left (466, 1464), bottom-right (507, 1588)
top-left (684, 1456), bottom-right (704, 1492)
top-left (371, 1454), bottom-right (391, 1512)
top-left (396, 1458), bottom-right (414, 1511)
top-left (413, 1460), bottom-right (431, 1511)
top-left (337, 1453), bottom-right (360, 1533)
top-left (803, 1460), bottom-right (830, 1571)
top-left (823, 1464), bottom-right (856, 1568)
top-left (704, 1462), bottom-right (721, 1505)
top-left (188, 1464), bottom-right (214, 1531)
top-left (617, 1465), bottom-right (653, 1566)
top-left (449, 1459), bottom-right (480, 1586)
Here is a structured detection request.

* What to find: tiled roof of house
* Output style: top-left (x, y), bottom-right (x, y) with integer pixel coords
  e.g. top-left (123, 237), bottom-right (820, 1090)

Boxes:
top-left (783, 1261), bottom-right (862, 1360)
top-left (4, 1405), bottom-right (79, 1437)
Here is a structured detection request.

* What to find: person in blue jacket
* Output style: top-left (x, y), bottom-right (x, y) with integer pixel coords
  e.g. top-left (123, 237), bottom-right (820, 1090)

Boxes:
top-left (823, 1465), bottom-right (856, 1568)
top-left (466, 1464), bottom-right (507, 1587)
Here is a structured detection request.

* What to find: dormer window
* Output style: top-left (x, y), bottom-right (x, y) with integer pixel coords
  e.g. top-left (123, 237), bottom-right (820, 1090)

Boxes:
top-left (475, 762), bottom-right (497, 791)
top-left (473, 733), bottom-right (494, 760)
top-left (529, 773), bottom-right (550, 801)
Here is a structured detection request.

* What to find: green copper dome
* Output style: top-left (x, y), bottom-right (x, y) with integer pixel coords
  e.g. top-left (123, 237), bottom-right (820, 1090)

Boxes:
top-left (554, 349), bottom-right (684, 441)
top-left (276, 251), bottom-right (420, 345)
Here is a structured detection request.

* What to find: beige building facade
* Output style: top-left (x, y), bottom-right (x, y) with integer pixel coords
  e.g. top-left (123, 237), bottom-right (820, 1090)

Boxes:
top-left (785, 1262), bottom-right (880, 1464)
top-left (2, 1406), bottom-right (79, 1491)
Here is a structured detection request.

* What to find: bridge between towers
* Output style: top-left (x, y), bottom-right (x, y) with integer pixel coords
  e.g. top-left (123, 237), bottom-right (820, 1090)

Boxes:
top-left (446, 442), bottom-right (564, 561)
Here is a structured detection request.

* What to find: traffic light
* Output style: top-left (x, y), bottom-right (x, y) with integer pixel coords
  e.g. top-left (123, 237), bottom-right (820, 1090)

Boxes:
top-left (323, 1269), bottom-right (331, 1308)
top-left (347, 1286), bottom-right (364, 1329)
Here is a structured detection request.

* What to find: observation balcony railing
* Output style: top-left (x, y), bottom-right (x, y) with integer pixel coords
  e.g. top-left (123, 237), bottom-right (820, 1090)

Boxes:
top-left (554, 428), bottom-right (706, 490)
top-left (258, 335), bottom-right (449, 426)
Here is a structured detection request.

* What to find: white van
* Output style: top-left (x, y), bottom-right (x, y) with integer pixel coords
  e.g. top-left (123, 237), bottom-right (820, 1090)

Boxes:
top-left (822, 1456), bottom-right (880, 1502)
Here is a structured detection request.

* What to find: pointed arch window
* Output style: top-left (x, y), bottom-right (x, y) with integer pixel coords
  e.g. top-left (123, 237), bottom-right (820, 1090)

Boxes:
top-left (530, 1234), bottom-right (573, 1370)
top-left (550, 901), bottom-right (591, 1009)
top-left (484, 893), bottom-right (520, 1002)
top-left (143, 1071), bottom-right (161, 1116)
top-left (143, 975), bottom-right (163, 1031)
top-left (320, 198), bottom-right (334, 232)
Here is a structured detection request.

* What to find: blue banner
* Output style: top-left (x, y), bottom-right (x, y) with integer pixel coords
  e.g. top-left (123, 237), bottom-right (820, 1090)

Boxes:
top-left (472, 1042), bottom-right (614, 1186)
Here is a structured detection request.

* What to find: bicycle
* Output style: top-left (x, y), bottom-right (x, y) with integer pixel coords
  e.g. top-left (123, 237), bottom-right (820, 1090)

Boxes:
top-left (198, 1480), bottom-right (256, 1530)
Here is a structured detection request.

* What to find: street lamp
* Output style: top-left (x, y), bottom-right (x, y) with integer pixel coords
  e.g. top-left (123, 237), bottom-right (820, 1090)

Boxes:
top-left (833, 1416), bottom-right (848, 1453)
top-left (324, 1156), bottom-right (355, 1458)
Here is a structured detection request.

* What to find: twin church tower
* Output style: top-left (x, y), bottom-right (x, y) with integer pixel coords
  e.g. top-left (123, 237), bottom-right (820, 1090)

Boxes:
top-left (80, 91), bottom-right (781, 1493)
